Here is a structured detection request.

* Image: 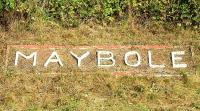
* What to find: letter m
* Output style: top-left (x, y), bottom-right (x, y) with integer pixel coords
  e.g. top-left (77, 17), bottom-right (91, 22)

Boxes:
top-left (15, 51), bottom-right (37, 66)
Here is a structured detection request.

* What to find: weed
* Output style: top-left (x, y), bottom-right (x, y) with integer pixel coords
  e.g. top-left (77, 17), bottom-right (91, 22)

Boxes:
top-left (192, 101), bottom-right (200, 109)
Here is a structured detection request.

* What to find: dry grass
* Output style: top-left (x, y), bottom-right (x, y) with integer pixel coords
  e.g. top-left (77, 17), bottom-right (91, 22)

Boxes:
top-left (0, 20), bottom-right (200, 110)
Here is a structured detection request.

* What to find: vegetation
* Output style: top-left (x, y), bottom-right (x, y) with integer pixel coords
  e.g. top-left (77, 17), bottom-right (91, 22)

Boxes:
top-left (0, 0), bottom-right (199, 28)
top-left (0, 0), bottom-right (200, 111)
top-left (0, 19), bottom-right (199, 110)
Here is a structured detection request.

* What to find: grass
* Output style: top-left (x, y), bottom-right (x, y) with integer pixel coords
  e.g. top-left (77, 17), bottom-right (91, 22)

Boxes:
top-left (0, 19), bottom-right (200, 110)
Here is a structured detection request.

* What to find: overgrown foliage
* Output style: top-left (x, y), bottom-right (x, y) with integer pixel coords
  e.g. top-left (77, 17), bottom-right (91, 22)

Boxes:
top-left (0, 11), bottom-right (200, 110)
top-left (0, 0), bottom-right (15, 11)
top-left (0, 0), bottom-right (199, 28)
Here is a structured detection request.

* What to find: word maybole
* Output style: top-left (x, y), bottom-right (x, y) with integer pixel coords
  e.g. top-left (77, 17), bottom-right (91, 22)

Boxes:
top-left (6, 45), bottom-right (194, 75)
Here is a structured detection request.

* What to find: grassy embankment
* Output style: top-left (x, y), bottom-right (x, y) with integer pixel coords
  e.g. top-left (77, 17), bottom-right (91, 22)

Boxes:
top-left (0, 19), bottom-right (200, 110)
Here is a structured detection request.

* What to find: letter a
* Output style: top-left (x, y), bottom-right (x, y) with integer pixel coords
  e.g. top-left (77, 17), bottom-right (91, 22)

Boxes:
top-left (44, 51), bottom-right (63, 67)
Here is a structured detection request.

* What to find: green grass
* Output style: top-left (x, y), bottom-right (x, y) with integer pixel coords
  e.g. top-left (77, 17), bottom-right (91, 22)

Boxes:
top-left (0, 20), bottom-right (200, 110)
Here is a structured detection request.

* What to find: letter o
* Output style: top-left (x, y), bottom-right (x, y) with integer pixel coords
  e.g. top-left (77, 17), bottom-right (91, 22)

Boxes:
top-left (124, 51), bottom-right (141, 67)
